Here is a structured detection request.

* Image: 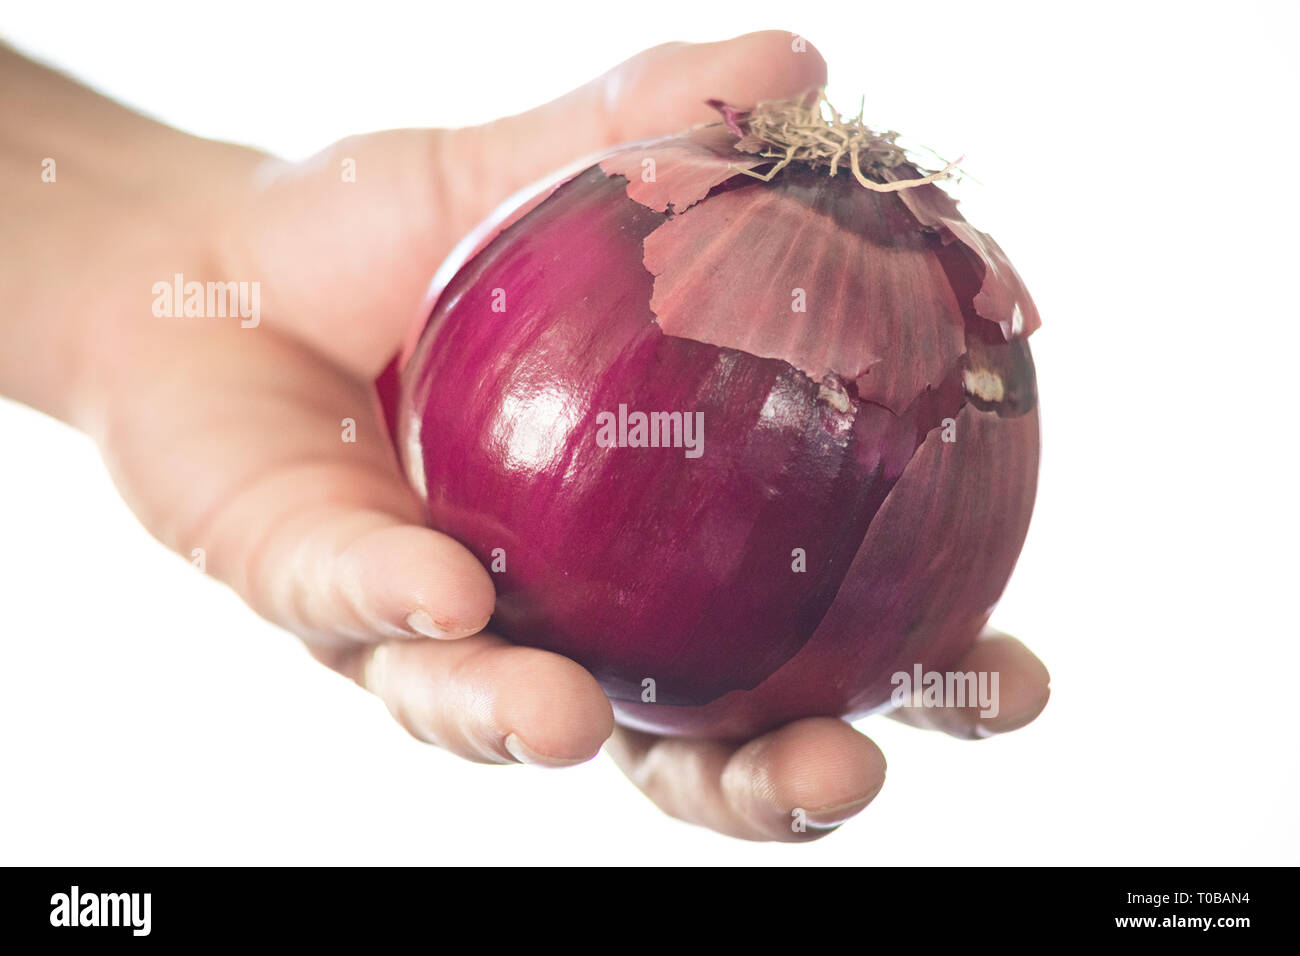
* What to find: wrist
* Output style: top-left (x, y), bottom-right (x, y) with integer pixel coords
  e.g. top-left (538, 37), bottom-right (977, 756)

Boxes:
top-left (0, 44), bottom-right (272, 432)
top-left (70, 134), bottom-right (269, 439)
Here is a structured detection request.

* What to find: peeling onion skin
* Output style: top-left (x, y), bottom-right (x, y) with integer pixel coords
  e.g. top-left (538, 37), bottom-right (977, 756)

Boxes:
top-left (395, 131), bottom-right (1040, 738)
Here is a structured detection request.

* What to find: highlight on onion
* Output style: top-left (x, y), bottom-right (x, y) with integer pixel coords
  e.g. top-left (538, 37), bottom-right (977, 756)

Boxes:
top-left (388, 93), bottom-right (1041, 738)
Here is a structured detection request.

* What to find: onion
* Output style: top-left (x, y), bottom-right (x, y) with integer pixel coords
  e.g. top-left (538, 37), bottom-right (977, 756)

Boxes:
top-left (389, 95), bottom-right (1041, 738)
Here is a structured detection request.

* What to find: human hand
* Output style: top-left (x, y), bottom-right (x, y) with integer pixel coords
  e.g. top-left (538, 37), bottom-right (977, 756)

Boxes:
top-left (2, 31), bottom-right (1048, 840)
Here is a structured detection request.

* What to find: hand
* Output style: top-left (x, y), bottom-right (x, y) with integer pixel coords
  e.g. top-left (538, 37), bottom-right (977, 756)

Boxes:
top-left (2, 31), bottom-right (1049, 841)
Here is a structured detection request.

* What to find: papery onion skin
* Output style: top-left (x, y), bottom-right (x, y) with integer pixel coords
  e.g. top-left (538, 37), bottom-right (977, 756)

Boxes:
top-left (393, 125), bottom-right (1040, 738)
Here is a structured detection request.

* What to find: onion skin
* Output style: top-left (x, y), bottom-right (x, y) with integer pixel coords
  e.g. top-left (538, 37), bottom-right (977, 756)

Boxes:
top-left (395, 127), bottom-right (1040, 738)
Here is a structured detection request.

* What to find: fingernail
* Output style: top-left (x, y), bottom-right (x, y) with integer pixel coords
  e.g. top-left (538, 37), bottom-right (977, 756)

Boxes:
top-left (406, 609), bottom-right (450, 639)
top-left (504, 733), bottom-right (589, 768)
top-left (804, 780), bottom-right (885, 828)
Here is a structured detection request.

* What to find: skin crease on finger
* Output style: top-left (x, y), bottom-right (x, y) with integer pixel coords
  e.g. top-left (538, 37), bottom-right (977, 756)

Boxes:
top-left (0, 33), bottom-right (1050, 843)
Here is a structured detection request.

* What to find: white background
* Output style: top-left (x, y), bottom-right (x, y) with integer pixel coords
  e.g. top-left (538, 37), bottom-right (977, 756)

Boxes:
top-left (2, 0), bottom-right (1297, 865)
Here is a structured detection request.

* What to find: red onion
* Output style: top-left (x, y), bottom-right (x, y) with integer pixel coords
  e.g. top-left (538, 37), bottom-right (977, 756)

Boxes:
top-left (389, 96), bottom-right (1040, 738)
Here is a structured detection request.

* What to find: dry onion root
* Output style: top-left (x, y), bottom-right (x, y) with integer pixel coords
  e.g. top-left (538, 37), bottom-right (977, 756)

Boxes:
top-left (710, 90), bottom-right (963, 192)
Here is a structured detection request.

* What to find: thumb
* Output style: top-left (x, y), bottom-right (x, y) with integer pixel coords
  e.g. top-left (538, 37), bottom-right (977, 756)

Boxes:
top-left (227, 31), bottom-right (824, 378)
top-left (445, 30), bottom-right (827, 238)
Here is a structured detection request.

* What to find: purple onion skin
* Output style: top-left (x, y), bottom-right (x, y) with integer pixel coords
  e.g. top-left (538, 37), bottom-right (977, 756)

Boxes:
top-left (396, 141), bottom-right (1039, 739)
